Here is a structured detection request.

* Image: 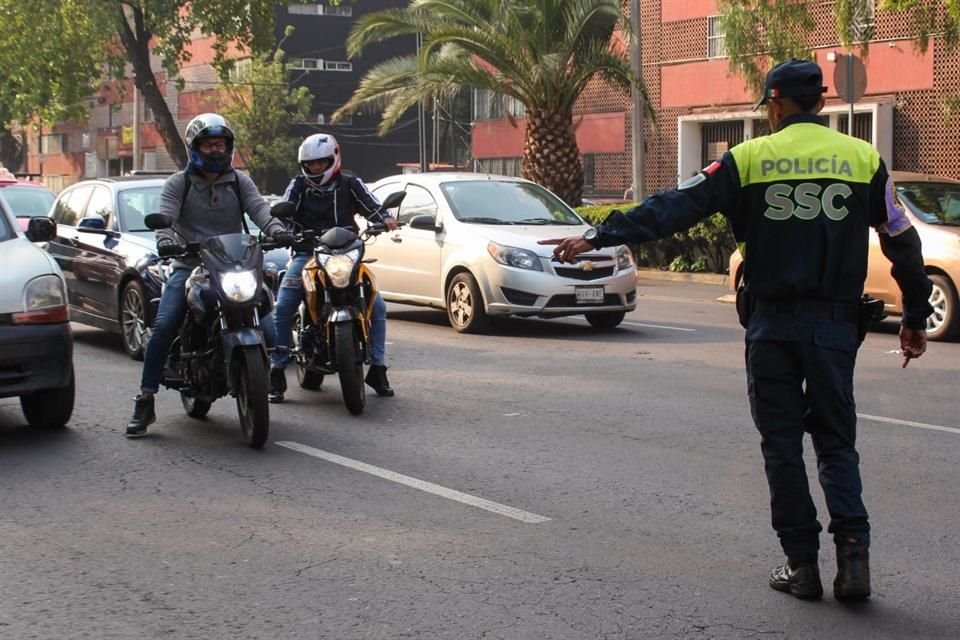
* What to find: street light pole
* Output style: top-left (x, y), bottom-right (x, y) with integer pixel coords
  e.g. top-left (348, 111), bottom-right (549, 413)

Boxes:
top-left (132, 84), bottom-right (141, 172)
top-left (629, 0), bottom-right (644, 200)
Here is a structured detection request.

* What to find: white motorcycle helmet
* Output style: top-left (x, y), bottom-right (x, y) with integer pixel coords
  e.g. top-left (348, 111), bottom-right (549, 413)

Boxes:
top-left (298, 133), bottom-right (341, 188)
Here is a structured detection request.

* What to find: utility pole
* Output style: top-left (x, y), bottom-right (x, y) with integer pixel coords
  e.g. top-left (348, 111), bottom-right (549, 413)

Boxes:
top-left (132, 84), bottom-right (141, 171)
top-left (629, 0), bottom-right (643, 199)
top-left (417, 33), bottom-right (429, 173)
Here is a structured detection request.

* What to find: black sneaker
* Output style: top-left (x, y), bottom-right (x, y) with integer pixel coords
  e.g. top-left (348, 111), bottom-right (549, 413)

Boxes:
top-left (769, 559), bottom-right (823, 600)
top-left (834, 539), bottom-right (871, 601)
top-left (126, 395), bottom-right (156, 438)
top-left (364, 364), bottom-right (394, 397)
top-left (269, 367), bottom-right (287, 403)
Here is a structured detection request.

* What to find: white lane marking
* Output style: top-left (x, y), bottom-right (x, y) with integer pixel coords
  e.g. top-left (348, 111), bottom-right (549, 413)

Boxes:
top-left (276, 441), bottom-right (551, 524)
top-left (559, 317), bottom-right (695, 332)
top-left (858, 414), bottom-right (960, 435)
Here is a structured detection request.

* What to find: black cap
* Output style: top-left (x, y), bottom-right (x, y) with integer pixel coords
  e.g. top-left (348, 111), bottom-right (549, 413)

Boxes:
top-left (753, 59), bottom-right (828, 111)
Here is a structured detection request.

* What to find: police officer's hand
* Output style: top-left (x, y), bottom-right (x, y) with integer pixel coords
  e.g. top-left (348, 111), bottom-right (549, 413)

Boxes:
top-left (272, 230), bottom-right (295, 246)
top-left (382, 216), bottom-right (399, 232)
top-left (538, 236), bottom-right (593, 264)
top-left (157, 238), bottom-right (182, 258)
top-left (899, 326), bottom-right (927, 368)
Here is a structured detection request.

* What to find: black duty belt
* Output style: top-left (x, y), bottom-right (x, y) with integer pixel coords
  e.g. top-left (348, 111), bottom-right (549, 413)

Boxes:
top-left (753, 298), bottom-right (859, 323)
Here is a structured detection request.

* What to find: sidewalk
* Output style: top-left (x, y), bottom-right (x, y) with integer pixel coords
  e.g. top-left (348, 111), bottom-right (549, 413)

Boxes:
top-left (635, 267), bottom-right (730, 287)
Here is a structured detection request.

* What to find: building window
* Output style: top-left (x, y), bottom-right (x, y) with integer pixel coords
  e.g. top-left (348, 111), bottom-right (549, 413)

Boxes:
top-left (289, 58), bottom-right (351, 72)
top-left (838, 112), bottom-right (873, 143)
top-left (582, 154), bottom-right (595, 191)
top-left (707, 16), bottom-right (726, 59)
top-left (852, 0), bottom-right (875, 40)
top-left (228, 58), bottom-right (252, 82)
top-left (473, 88), bottom-right (526, 121)
top-left (288, 2), bottom-right (352, 16)
top-left (324, 61), bottom-right (352, 72)
top-left (41, 133), bottom-right (68, 154)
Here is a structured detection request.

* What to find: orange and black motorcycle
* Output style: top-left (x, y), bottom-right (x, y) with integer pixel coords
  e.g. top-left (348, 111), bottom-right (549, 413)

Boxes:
top-left (271, 191), bottom-right (404, 414)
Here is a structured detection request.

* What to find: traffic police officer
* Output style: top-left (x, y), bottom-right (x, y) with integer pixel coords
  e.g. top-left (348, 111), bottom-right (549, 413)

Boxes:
top-left (542, 59), bottom-right (932, 601)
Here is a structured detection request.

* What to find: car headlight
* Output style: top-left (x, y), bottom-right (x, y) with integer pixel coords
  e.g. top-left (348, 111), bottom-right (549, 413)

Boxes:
top-left (616, 245), bottom-right (634, 271)
top-left (487, 242), bottom-right (543, 271)
top-left (220, 270), bottom-right (258, 303)
top-left (319, 250), bottom-right (359, 288)
top-left (13, 275), bottom-right (68, 324)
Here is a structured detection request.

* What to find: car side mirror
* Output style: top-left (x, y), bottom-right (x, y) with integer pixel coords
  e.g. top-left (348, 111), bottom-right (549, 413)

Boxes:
top-left (77, 214), bottom-right (107, 231)
top-left (409, 214), bottom-right (440, 232)
top-left (271, 201), bottom-right (296, 219)
top-left (26, 217), bottom-right (56, 242)
top-left (144, 212), bottom-right (173, 230)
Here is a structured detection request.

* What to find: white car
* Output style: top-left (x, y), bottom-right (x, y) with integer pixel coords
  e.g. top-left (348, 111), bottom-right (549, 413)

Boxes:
top-left (365, 173), bottom-right (637, 332)
top-left (0, 195), bottom-right (75, 427)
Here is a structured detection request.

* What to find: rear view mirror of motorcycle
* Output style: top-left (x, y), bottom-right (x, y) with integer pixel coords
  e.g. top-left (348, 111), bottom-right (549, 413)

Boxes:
top-left (271, 201), bottom-right (297, 219)
top-left (144, 212), bottom-right (174, 230)
top-left (379, 191), bottom-right (406, 211)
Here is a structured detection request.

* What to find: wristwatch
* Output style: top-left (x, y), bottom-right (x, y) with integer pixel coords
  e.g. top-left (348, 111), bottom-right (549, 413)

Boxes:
top-left (582, 226), bottom-right (600, 246)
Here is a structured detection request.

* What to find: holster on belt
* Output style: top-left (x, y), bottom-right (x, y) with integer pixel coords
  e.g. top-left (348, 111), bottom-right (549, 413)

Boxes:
top-left (735, 284), bottom-right (752, 328)
top-left (857, 295), bottom-right (886, 344)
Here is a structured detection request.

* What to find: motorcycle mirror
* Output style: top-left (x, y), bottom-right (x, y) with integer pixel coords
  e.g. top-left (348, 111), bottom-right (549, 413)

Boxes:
top-left (379, 191), bottom-right (406, 212)
top-left (144, 212), bottom-right (174, 230)
top-left (271, 201), bottom-right (297, 219)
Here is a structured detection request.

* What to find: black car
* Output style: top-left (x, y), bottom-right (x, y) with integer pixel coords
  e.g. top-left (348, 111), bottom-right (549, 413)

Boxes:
top-left (44, 176), bottom-right (291, 359)
top-left (44, 176), bottom-right (168, 359)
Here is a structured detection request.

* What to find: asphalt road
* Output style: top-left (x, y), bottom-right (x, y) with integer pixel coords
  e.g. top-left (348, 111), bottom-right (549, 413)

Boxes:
top-left (2, 278), bottom-right (958, 639)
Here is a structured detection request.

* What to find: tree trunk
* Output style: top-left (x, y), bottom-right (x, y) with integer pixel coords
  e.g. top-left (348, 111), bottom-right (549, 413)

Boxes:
top-left (116, 6), bottom-right (187, 169)
top-left (521, 109), bottom-right (583, 207)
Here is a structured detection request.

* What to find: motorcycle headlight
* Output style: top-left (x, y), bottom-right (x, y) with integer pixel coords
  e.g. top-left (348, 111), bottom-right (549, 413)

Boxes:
top-left (220, 270), bottom-right (258, 302)
top-left (320, 250), bottom-right (359, 288)
top-left (487, 242), bottom-right (543, 271)
top-left (616, 245), bottom-right (634, 271)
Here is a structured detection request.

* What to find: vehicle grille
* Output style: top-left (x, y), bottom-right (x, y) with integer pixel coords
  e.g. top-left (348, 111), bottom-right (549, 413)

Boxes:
top-left (554, 266), bottom-right (614, 281)
top-left (500, 287), bottom-right (539, 306)
top-left (545, 293), bottom-right (623, 308)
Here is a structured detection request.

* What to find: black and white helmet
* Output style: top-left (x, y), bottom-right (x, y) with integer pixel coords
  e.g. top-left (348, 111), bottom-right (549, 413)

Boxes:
top-left (298, 133), bottom-right (340, 188)
top-left (184, 113), bottom-right (235, 173)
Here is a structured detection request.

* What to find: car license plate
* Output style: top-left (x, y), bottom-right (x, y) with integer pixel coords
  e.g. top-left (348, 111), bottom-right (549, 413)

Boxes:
top-left (574, 285), bottom-right (604, 304)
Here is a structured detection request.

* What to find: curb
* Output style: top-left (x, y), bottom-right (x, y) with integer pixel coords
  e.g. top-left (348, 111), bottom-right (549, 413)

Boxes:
top-left (635, 268), bottom-right (730, 287)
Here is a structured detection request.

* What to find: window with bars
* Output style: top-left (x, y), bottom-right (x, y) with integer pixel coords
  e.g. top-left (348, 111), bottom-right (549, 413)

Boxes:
top-left (838, 112), bottom-right (873, 143)
top-left (473, 88), bottom-right (526, 121)
top-left (707, 16), bottom-right (726, 59)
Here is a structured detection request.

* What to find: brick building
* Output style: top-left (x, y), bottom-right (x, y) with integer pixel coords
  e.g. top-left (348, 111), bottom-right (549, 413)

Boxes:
top-left (470, 0), bottom-right (960, 200)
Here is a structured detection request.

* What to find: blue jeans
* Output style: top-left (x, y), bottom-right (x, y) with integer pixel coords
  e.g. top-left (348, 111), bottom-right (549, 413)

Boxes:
top-left (140, 267), bottom-right (277, 394)
top-left (270, 253), bottom-right (388, 369)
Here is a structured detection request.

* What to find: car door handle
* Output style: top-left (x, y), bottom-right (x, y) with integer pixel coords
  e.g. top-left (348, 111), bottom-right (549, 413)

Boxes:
top-left (390, 235), bottom-right (402, 243)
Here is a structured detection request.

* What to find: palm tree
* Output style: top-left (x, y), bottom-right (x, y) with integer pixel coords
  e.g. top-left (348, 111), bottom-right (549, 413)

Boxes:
top-left (334, 0), bottom-right (651, 206)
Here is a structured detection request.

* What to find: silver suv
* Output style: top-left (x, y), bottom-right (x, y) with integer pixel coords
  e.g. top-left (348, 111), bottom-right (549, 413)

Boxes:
top-left (0, 196), bottom-right (74, 427)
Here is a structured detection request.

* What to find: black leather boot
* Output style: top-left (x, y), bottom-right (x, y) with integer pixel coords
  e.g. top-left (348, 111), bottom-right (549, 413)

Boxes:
top-left (269, 367), bottom-right (287, 403)
top-left (834, 539), bottom-right (871, 601)
top-left (769, 559), bottom-right (823, 600)
top-left (364, 365), bottom-right (394, 397)
top-left (126, 395), bottom-right (156, 438)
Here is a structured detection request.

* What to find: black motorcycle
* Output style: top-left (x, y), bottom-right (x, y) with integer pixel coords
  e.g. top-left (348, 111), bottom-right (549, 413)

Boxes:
top-left (271, 191), bottom-right (405, 415)
top-left (144, 213), bottom-right (277, 448)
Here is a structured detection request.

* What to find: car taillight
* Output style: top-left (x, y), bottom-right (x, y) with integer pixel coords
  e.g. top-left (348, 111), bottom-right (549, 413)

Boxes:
top-left (12, 305), bottom-right (69, 324)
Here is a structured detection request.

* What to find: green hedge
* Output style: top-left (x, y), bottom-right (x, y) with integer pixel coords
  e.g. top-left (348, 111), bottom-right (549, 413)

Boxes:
top-left (575, 203), bottom-right (736, 274)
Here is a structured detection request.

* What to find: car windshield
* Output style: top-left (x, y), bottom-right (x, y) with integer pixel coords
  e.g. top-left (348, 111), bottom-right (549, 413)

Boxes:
top-left (119, 186), bottom-right (163, 231)
top-left (3, 186), bottom-right (55, 218)
top-left (439, 180), bottom-right (583, 225)
top-left (897, 182), bottom-right (960, 227)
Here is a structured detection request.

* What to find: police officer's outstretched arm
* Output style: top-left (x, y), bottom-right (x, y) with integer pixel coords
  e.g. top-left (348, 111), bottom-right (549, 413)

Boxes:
top-left (541, 154), bottom-right (743, 260)
top-left (870, 166), bottom-right (933, 367)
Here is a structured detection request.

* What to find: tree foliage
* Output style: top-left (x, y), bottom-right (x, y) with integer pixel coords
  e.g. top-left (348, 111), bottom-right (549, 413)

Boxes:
top-left (220, 40), bottom-right (313, 193)
top-left (0, 1), bottom-right (304, 169)
top-left (334, 0), bottom-right (650, 206)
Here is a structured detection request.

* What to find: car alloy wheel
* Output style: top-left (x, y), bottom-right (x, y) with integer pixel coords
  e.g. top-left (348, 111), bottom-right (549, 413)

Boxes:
top-left (925, 274), bottom-right (958, 341)
top-left (121, 280), bottom-right (149, 360)
top-left (446, 272), bottom-right (489, 333)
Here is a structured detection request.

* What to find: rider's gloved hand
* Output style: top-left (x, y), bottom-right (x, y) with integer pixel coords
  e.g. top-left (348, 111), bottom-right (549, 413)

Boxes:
top-left (157, 238), bottom-right (182, 258)
top-left (272, 230), bottom-right (295, 246)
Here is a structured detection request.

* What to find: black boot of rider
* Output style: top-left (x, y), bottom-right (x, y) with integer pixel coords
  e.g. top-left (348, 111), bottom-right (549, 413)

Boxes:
top-left (365, 365), bottom-right (394, 397)
top-left (126, 394), bottom-right (156, 438)
top-left (834, 539), bottom-right (871, 601)
top-left (269, 367), bottom-right (287, 403)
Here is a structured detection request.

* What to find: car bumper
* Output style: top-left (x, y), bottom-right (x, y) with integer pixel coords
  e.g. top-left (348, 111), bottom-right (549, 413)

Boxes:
top-left (0, 322), bottom-right (73, 398)
top-left (477, 261), bottom-right (638, 317)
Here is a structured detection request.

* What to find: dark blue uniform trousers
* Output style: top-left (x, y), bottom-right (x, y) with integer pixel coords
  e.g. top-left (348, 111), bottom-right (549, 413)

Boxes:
top-left (746, 316), bottom-right (870, 562)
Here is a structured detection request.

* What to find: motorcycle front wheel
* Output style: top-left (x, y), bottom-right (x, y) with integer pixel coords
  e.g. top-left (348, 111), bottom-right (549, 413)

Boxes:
top-left (334, 322), bottom-right (365, 415)
top-left (293, 312), bottom-right (324, 390)
top-left (181, 392), bottom-right (212, 418)
top-left (235, 347), bottom-right (270, 448)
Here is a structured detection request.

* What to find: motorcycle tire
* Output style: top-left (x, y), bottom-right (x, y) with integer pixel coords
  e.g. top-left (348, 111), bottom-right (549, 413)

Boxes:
top-left (297, 366), bottom-right (324, 391)
top-left (181, 392), bottom-right (212, 419)
top-left (334, 323), bottom-right (365, 415)
top-left (235, 347), bottom-right (270, 449)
